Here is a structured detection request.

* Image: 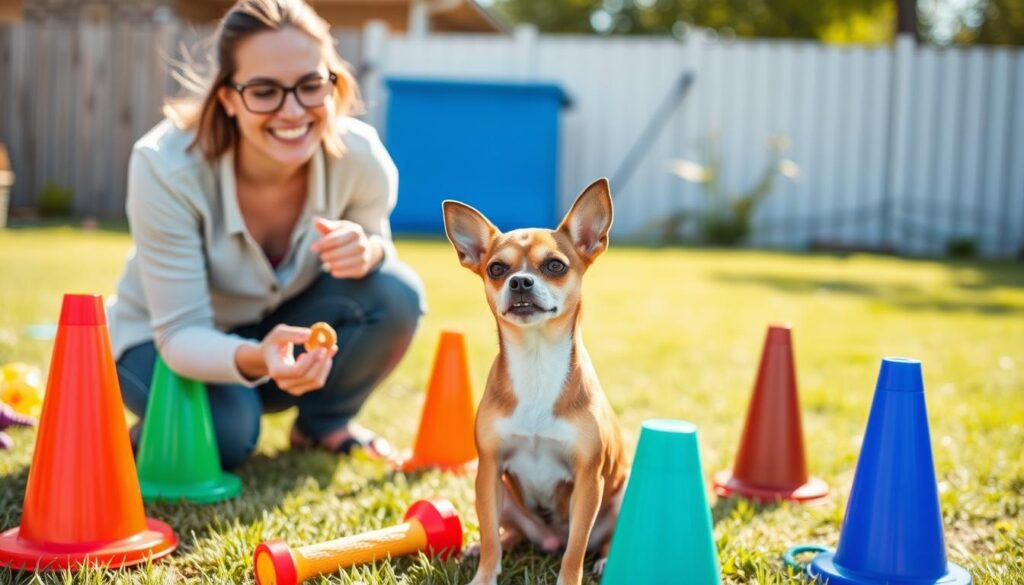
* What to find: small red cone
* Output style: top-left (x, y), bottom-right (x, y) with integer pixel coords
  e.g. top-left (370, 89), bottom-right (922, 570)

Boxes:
top-left (0, 294), bottom-right (178, 571)
top-left (713, 324), bottom-right (829, 503)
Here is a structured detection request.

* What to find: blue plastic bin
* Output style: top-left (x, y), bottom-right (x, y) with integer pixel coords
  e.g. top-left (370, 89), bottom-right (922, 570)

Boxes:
top-left (383, 78), bottom-right (571, 234)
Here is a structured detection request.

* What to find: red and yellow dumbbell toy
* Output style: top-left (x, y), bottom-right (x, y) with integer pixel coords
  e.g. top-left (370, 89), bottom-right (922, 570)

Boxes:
top-left (253, 499), bottom-right (462, 585)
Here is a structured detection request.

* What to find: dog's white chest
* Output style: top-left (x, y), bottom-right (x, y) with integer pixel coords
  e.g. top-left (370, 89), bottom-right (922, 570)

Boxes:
top-left (496, 336), bottom-right (577, 511)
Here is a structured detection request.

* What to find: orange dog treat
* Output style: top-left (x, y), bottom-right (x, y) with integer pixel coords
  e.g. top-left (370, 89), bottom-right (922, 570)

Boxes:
top-left (304, 322), bottom-right (337, 352)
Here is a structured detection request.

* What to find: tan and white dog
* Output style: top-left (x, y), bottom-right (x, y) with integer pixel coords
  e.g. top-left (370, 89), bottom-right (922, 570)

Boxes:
top-left (443, 178), bottom-right (629, 585)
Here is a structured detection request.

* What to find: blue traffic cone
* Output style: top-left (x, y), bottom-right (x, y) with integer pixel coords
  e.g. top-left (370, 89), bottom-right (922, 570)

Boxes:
top-left (807, 358), bottom-right (971, 584)
top-left (602, 420), bottom-right (721, 585)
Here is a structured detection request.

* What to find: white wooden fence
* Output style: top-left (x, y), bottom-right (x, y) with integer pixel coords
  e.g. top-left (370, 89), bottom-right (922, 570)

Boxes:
top-left (1, 19), bottom-right (1022, 257)
top-left (366, 28), bottom-right (1024, 257)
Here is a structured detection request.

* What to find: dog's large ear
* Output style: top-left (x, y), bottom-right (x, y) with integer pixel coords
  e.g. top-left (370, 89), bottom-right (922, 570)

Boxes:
top-left (558, 178), bottom-right (613, 263)
top-left (443, 200), bottom-right (498, 272)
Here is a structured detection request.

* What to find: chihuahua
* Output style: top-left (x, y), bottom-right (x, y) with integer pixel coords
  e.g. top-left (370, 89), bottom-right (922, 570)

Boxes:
top-left (443, 178), bottom-right (629, 585)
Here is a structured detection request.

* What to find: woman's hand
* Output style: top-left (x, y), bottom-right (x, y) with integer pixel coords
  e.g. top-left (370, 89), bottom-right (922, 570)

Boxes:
top-left (236, 324), bottom-right (337, 396)
top-left (311, 217), bottom-right (384, 279)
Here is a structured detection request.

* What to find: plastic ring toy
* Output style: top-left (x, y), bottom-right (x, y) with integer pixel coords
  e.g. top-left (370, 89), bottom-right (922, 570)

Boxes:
top-left (782, 544), bottom-right (831, 572)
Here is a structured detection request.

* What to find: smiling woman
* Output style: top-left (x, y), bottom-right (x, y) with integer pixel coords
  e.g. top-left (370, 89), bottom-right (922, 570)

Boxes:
top-left (107, 0), bottom-right (426, 469)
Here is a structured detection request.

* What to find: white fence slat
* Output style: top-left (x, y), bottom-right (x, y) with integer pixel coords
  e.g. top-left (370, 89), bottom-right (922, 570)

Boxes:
top-left (609, 41), bottom-right (644, 233)
top-left (633, 40), bottom-right (683, 236)
top-left (841, 47), bottom-right (868, 245)
top-left (908, 48), bottom-right (940, 255)
top-left (652, 41), bottom-right (685, 231)
top-left (1006, 54), bottom-right (1024, 257)
top-left (674, 37), bottom-right (705, 241)
top-left (863, 48), bottom-right (892, 248)
top-left (747, 41), bottom-right (772, 247)
top-left (933, 49), bottom-right (963, 252)
top-left (886, 37), bottom-right (916, 253)
top-left (537, 37), bottom-right (582, 212)
top-left (810, 46), bottom-right (841, 245)
top-left (981, 50), bottom-right (1013, 256)
top-left (730, 42), bottom-right (756, 212)
top-left (774, 41), bottom-right (801, 248)
top-left (957, 49), bottom-right (987, 245)
top-left (793, 43), bottom-right (821, 249)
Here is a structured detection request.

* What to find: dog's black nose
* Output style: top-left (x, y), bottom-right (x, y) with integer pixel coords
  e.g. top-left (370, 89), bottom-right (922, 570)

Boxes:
top-left (509, 275), bottom-right (534, 291)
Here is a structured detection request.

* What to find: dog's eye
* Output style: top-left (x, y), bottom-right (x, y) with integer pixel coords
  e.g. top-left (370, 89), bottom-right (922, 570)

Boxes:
top-left (545, 259), bottom-right (567, 274)
top-left (487, 263), bottom-right (508, 278)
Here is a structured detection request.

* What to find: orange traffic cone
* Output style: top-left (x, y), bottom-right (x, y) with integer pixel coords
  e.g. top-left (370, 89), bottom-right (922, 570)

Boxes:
top-left (397, 330), bottom-right (477, 472)
top-left (0, 294), bottom-right (178, 571)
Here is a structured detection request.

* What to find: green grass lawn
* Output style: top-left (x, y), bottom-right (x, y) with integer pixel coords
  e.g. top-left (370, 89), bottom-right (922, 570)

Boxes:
top-left (1, 226), bottom-right (1022, 584)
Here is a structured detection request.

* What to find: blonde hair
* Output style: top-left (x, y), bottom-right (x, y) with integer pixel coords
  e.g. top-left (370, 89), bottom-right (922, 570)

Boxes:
top-left (164, 0), bottom-right (361, 159)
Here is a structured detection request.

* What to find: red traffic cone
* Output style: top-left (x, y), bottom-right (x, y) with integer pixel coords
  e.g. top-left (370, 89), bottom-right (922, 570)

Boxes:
top-left (713, 324), bottom-right (829, 503)
top-left (397, 330), bottom-right (477, 472)
top-left (0, 294), bottom-right (178, 571)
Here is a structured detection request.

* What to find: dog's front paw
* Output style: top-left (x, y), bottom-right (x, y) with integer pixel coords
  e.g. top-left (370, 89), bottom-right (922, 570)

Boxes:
top-left (592, 557), bottom-right (608, 576)
top-left (467, 572), bottom-right (498, 585)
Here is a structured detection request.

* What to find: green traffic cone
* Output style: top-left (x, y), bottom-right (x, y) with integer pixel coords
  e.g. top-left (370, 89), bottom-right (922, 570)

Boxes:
top-left (136, 356), bottom-right (241, 503)
top-left (602, 420), bottom-right (721, 585)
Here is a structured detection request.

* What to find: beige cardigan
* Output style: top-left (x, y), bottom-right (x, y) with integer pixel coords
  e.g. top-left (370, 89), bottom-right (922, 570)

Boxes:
top-left (108, 117), bottom-right (398, 386)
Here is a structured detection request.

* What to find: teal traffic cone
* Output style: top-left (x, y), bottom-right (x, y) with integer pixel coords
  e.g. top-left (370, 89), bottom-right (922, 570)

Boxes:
top-left (602, 420), bottom-right (721, 585)
top-left (136, 356), bottom-right (241, 503)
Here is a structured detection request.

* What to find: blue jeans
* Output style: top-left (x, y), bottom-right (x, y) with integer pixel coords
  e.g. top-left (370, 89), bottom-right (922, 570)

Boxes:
top-left (116, 257), bottom-right (426, 469)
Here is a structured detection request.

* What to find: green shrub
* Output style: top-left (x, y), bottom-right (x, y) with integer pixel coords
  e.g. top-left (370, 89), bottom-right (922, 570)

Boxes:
top-left (37, 182), bottom-right (74, 217)
top-left (663, 133), bottom-right (799, 246)
top-left (947, 237), bottom-right (977, 258)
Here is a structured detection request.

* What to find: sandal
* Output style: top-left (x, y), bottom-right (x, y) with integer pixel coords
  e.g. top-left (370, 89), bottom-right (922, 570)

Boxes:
top-left (334, 433), bottom-right (395, 460)
top-left (128, 421), bottom-right (142, 453)
top-left (290, 423), bottom-right (395, 461)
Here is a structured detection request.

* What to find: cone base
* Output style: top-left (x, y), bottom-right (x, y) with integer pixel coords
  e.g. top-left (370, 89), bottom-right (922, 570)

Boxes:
top-left (0, 518), bottom-right (178, 571)
top-left (713, 470), bottom-right (830, 504)
top-left (396, 449), bottom-right (478, 474)
top-left (808, 551), bottom-right (972, 584)
top-left (140, 472), bottom-right (242, 504)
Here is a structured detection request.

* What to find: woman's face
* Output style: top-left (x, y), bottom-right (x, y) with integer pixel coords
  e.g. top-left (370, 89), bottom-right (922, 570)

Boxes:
top-left (218, 27), bottom-right (335, 170)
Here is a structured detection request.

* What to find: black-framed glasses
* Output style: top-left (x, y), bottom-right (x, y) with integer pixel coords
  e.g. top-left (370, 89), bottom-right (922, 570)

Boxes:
top-left (228, 72), bottom-right (337, 114)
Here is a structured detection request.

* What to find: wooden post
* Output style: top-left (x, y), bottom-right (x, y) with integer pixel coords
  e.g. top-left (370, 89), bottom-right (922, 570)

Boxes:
top-left (0, 142), bottom-right (13, 227)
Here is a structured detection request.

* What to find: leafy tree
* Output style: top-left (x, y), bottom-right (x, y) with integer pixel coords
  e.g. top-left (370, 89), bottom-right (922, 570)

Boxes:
top-left (492, 0), bottom-right (894, 39)
top-left (952, 0), bottom-right (1024, 46)
top-left (490, 0), bottom-right (1023, 46)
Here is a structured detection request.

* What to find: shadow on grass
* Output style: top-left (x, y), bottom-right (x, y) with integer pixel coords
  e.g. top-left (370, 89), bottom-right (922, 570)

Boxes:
top-left (943, 259), bottom-right (1024, 291)
top-left (0, 466), bottom-right (29, 530)
top-left (711, 271), bottom-right (1024, 315)
top-left (140, 448), bottom-right (389, 541)
top-left (4, 217), bottom-right (130, 234)
top-left (711, 494), bottom-right (787, 525)
top-left (0, 468), bottom-right (70, 585)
